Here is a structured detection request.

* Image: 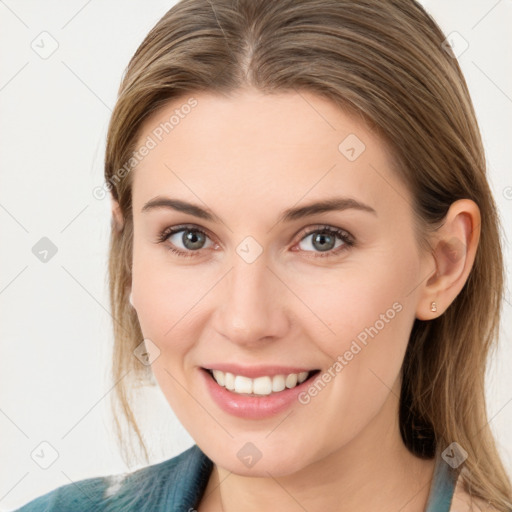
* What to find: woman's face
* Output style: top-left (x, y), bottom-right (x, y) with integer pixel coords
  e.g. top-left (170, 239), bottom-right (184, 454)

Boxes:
top-left (129, 89), bottom-right (432, 476)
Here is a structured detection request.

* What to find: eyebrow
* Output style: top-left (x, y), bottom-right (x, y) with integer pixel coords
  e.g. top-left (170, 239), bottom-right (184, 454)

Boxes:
top-left (141, 196), bottom-right (377, 222)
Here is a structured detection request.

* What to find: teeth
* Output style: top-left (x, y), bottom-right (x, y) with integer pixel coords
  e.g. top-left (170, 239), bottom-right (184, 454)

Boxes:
top-left (253, 376), bottom-right (272, 395)
top-left (298, 371), bottom-right (309, 384)
top-left (234, 375), bottom-right (253, 394)
top-left (285, 373), bottom-right (297, 388)
top-left (212, 370), bottom-right (225, 386)
top-left (209, 369), bottom-right (312, 395)
top-left (272, 375), bottom-right (285, 392)
top-left (225, 372), bottom-right (235, 390)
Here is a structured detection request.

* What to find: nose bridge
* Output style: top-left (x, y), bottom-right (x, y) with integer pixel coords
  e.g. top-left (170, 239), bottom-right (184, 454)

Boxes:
top-left (215, 252), bottom-right (288, 345)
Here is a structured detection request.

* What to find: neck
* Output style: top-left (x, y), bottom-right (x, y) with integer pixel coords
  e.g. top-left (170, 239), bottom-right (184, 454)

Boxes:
top-left (199, 385), bottom-right (436, 512)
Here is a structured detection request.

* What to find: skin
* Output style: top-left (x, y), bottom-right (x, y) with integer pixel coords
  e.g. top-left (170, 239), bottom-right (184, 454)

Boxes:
top-left (112, 88), bottom-right (481, 511)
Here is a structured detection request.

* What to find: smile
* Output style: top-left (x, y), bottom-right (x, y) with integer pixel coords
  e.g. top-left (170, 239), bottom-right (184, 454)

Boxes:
top-left (204, 368), bottom-right (320, 396)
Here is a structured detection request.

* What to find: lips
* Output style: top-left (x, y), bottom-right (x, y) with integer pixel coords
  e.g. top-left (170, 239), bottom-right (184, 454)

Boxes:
top-left (200, 366), bottom-right (321, 419)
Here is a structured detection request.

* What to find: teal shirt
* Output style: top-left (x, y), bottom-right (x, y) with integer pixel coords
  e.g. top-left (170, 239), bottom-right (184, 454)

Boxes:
top-left (15, 445), bottom-right (458, 511)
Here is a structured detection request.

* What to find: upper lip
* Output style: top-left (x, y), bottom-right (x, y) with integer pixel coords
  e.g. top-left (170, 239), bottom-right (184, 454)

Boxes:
top-left (202, 364), bottom-right (319, 379)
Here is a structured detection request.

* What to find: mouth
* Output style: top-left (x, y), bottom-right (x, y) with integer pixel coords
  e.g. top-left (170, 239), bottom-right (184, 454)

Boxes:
top-left (202, 367), bottom-right (321, 397)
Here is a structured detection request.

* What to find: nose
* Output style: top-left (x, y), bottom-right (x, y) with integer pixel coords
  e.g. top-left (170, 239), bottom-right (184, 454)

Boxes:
top-left (213, 255), bottom-right (290, 347)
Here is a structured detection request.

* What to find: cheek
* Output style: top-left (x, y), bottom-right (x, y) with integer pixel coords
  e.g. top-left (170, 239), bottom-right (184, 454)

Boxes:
top-left (131, 245), bottom-right (208, 425)
top-left (288, 246), bottom-right (419, 433)
top-left (132, 235), bottom-right (211, 333)
top-left (289, 255), bottom-right (417, 444)
top-left (292, 251), bottom-right (417, 359)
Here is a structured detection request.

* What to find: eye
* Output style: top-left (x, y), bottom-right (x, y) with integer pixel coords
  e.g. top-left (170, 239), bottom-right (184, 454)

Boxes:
top-left (294, 225), bottom-right (355, 257)
top-left (156, 224), bottom-right (355, 259)
top-left (156, 225), bottom-right (216, 258)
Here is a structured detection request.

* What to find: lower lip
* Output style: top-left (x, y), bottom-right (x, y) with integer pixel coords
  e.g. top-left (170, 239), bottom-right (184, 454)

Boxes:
top-left (200, 368), bottom-right (317, 419)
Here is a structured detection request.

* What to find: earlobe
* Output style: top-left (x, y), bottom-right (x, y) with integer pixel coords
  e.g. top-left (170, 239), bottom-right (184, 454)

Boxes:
top-left (415, 199), bottom-right (481, 320)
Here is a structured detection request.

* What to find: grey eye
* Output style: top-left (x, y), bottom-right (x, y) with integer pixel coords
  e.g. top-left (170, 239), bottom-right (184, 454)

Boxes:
top-left (168, 229), bottom-right (212, 251)
top-left (298, 230), bottom-right (346, 253)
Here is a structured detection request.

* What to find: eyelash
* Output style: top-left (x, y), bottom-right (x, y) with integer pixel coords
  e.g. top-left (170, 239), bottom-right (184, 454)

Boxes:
top-left (156, 224), bottom-right (355, 259)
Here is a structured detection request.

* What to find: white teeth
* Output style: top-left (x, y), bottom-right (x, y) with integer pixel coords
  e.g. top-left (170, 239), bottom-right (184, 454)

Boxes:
top-left (209, 369), bottom-right (312, 395)
top-left (252, 376), bottom-right (272, 395)
top-left (272, 375), bottom-right (286, 392)
top-left (212, 370), bottom-right (225, 386)
top-left (234, 375), bottom-right (252, 394)
top-left (298, 371), bottom-right (309, 384)
top-left (285, 373), bottom-right (298, 388)
top-left (224, 372), bottom-right (235, 390)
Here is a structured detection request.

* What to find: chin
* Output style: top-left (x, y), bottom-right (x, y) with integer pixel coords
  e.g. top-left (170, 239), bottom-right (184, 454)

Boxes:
top-left (202, 436), bottom-right (315, 477)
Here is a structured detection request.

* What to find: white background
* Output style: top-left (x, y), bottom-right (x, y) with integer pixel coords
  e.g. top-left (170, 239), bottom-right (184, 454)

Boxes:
top-left (0, 1), bottom-right (511, 509)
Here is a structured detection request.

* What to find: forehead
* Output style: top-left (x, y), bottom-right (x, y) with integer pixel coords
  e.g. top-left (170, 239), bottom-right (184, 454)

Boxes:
top-left (131, 89), bottom-right (407, 221)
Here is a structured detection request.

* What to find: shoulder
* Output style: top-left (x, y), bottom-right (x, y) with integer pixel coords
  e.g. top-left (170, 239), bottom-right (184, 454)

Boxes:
top-left (13, 474), bottom-right (110, 512)
top-left (15, 444), bottom-right (211, 512)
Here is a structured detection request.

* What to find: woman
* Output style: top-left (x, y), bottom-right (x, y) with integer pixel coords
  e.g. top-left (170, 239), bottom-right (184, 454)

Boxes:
top-left (16, 0), bottom-right (512, 510)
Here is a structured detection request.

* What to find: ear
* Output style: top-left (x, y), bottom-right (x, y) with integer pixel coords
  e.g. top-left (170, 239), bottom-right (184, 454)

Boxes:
top-left (415, 199), bottom-right (481, 320)
top-left (111, 198), bottom-right (124, 232)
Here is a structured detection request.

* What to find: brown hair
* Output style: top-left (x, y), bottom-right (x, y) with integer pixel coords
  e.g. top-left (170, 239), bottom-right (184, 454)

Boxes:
top-left (104, 0), bottom-right (511, 509)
